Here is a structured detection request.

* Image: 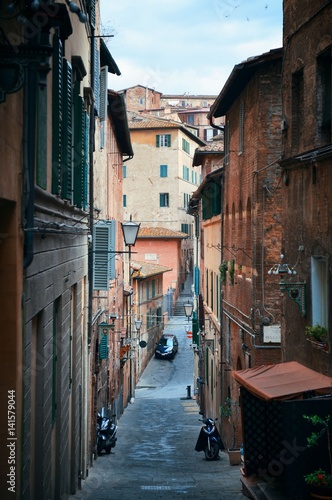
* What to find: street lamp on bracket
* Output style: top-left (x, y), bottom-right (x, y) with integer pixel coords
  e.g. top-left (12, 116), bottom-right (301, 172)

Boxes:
top-left (184, 301), bottom-right (194, 323)
top-left (121, 216), bottom-right (140, 402)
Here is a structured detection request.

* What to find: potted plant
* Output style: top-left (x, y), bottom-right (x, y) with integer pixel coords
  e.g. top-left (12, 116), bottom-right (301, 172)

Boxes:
top-left (305, 324), bottom-right (329, 351)
top-left (303, 414), bottom-right (332, 499)
top-left (219, 261), bottom-right (228, 286)
top-left (220, 398), bottom-right (241, 465)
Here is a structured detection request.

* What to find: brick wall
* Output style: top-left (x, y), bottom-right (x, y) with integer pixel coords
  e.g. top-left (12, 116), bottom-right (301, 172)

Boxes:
top-left (281, 0), bottom-right (332, 376)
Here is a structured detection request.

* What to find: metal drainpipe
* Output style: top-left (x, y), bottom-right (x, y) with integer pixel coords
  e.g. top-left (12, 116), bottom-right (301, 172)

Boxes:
top-left (208, 115), bottom-right (224, 133)
top-left (87, 26), bottom-right (96, 467)
top-left (87, 28), bottom-right (95, 347)
top-left (23, 64), bottom-right (38, 269)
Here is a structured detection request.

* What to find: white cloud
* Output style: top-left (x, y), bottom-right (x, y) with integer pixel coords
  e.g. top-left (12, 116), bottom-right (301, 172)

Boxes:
top-left (101, 0), bottom-right (282, 95)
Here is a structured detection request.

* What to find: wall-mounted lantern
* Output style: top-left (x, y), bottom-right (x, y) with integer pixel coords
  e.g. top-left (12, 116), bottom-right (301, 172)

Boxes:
top-left (184, 301), bottom-right (193, 323)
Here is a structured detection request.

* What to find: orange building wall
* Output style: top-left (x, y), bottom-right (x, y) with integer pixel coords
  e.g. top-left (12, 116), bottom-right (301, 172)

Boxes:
top-left (134, 239), bottom-right (183, 293)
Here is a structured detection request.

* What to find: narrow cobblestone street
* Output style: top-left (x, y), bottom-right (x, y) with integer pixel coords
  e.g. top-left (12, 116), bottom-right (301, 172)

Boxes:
top-left (69, 281), bottom-right (244, 500)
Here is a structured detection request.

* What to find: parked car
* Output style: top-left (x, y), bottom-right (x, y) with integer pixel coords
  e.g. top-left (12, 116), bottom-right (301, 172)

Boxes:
top-left (155, 334), bottom-right (179, 359)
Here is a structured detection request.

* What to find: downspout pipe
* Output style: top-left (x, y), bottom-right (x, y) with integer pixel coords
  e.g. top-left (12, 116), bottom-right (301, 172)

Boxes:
top-left (23, 64), bottom-right (38, 269)
top-left (88, 28), bottom-right (95, 347)
top-left (209, 115), bottom-right (224, 133)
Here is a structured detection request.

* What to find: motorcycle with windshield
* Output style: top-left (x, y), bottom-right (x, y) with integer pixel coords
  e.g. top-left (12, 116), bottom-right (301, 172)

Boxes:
top-left (96, 407), bottom-right (117, 456)
top-left (195, 414), bottom-right (224, 460)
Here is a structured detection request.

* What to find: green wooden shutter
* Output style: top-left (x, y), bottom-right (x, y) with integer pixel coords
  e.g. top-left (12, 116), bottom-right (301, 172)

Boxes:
top-left (99, 333), bottom-right (109, 359)
top-left (156, 134), bottom-right (160, 147)
top-left (167, 134), bottom-right (171, 146)
top-left (83, 111), bottom-right (89, 211)
top-left (52, 34), bottom-right (63, 195)
top-left (73, 81), bottom-right (85, 208)
top-left (36, 86), bottom-right (47, 189)
top-left (61, 59), bottom-right (73, 200)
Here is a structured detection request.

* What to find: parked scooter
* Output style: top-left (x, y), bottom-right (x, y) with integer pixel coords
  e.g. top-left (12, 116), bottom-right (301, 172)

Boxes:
top-left (96, 407), bottom-right (117, 455)
top-left (195, 414), bottom-right (224, 460)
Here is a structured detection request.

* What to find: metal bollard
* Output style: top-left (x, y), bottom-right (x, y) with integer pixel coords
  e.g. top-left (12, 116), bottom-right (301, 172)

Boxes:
top-left (186, 385), bottom-right (191, 399)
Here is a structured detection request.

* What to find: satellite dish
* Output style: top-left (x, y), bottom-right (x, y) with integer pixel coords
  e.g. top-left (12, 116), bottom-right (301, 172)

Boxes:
top-left (139, 340), bottom-right (147, 348)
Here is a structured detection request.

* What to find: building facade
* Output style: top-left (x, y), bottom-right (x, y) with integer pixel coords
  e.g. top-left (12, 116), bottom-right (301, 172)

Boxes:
top-left (280, 0), bottom-right (332, 375)
top-left (134, 226), bottom-right (189, 299)
top-left (131, 261), bottom-right (172, 381)
top-left (204, 48), bottom-right (284, 449)
top-left (123, 112), bottom-right (205, 299)
top-left (89, 88), bottom-right (133, 462)
top-left (0, 1), bottom-right (131, 498)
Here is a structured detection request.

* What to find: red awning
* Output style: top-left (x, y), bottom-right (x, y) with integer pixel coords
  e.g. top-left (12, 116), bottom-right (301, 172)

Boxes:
top-left (233, 361), bottom-right (332, 401)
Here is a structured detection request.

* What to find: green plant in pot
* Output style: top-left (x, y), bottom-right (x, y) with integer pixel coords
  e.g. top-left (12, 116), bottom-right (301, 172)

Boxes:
top-left (303, 414), bottom-right (332, 499)
top-left (305, 324), bottom-right (328, 343)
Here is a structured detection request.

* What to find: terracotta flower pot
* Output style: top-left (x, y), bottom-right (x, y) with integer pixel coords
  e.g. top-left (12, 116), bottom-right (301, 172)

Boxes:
top-left (308, 485), bottom-right (332, 499)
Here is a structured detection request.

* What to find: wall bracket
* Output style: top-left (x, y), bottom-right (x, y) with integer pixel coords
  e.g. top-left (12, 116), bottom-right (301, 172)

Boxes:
top-left (279, 281), bottom-right (306, 317)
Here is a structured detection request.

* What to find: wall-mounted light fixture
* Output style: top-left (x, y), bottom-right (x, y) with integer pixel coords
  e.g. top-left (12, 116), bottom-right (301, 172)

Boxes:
top-left (134, 319), bottom-right (142, 332)
top-left (121, 216), bottom-right (141, 248)
top-left (184, 301), bottom-right (193, 323)
top-left (121, 216), bottom-right (140, 401)
top-left (267, 254), bottom-right (297, 275)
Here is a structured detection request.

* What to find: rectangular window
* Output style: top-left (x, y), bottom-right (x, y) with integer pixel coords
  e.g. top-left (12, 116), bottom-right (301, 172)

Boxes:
top-left (239, 102), bottom-right (244, 153)
top-left (316, 48), bottom-right (332, 143)
top-left (204, 128), bottom-right (217, 142)
top-left (311, 256), bottom-right (328, 328)
top-left (123, 194), bottom-right (127, 207)
top-left (224, 120), bottom-right (230, 165)
top-left (182, 165), bottom-right (190, 181)
top-left (202, 179), bottom-right (222, 220)
top-left (210, 271), bottom-right (214, 311)
top-left (160, 193), bottom-right (169, 207)
top-left (182, 138), bottom-right (190, 154)
top-left (122, 165), bottom-right (126, 178)
top-left (291, 68), bottom-right (304, 152)
top-left (160, 164), bottom-right (168, 177)
top-left (187, 115), bottom-right (194, 125)
top-left (156, 134), bottom-right (171, 147)
top-left (156, 306), bottom-right (162, 325)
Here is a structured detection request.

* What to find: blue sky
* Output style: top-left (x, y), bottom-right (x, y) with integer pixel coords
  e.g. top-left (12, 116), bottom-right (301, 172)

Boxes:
top-left (100, 0), bottom-right (283, 95)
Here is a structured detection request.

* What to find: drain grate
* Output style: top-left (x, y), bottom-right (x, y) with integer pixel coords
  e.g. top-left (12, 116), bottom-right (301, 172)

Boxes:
top-left (136, 385), bottom-right (157, 390)
top-left (141, 486), bottom-right (171, 490)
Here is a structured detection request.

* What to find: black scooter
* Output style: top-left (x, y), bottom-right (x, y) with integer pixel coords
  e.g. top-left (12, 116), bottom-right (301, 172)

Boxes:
top-left (195, 414), bottom-right (224, 460)
top-left (96, 407), bottom-right (117, 456)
